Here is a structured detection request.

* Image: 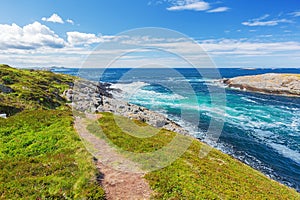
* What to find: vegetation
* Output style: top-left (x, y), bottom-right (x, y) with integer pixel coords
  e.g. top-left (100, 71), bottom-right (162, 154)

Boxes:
top-left (0, 65), bottom-right (105, 199)
top-left (92, 112), bottom-right (300, 199)
top-left (0, 64), bottom-right (74, 116)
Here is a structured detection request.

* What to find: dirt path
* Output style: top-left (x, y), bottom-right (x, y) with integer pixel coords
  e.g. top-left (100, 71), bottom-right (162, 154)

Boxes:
top-left (74, 114), bottom-right (152, 200)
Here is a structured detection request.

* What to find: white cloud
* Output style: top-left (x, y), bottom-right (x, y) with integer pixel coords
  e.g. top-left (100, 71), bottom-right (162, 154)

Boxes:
top-left (200, 39), bottom-right (300, 55)
top-left (1, 22), bottom-right (300, 68)
top-left (167, 0), bottom-right (210, 11)
top-left (290, 11), bottom-right (300, 17)
top-left (66, 32), bottom-right (122, 46)
top-left (67, 32), bottom-right (104, 46)
top-left (66, 19), bottom-right (74, 25)
top-left (242, 15), bottom-right (292, 26)
top-left (42, 13), bottom-right (64, 24)
top-left (207, 7), bottom-right (229, 13)
top-left (0, 21), bottom-right (65, 50)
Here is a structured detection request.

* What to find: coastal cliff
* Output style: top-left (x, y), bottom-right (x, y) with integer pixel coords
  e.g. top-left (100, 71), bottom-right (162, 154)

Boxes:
top-left (222, 73), bottom-right (300, 97)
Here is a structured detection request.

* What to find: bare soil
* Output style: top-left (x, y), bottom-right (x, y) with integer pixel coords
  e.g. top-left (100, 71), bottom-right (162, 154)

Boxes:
top-left (74, 114), bottom-right (152, 200)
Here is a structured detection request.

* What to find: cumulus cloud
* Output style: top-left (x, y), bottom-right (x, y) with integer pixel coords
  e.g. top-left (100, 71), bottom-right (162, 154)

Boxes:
top-left (242, 14), bottom-right (292, 26)
top-left (167, 0), bottom-right (210, 11)
top-left (42, 13), bottom-right (75, 25)
top-left (207, 7), bottom-right (229, 13)
top-left (66, 19), bottom-right (74, 24)
top-left (42, 13), bottom-right (64, 24)
top-left (0, 21), bottom-right (65, 50)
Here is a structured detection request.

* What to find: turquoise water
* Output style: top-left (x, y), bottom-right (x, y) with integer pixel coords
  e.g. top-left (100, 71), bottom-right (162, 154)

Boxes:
top-left (54, 68), bottom-right (300, 191)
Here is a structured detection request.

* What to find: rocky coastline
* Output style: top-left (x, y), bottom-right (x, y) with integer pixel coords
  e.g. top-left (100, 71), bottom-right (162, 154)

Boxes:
top-left (222, 73), bottom-right (300, 97)
top-left (66, 79), bottom-right (189, 135)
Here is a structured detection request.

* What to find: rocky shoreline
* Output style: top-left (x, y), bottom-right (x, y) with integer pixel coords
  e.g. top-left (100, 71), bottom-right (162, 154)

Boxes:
top-left (222, 73), bottom-right (300, 97)
top-left (66, 79), bottom-right (189, 135)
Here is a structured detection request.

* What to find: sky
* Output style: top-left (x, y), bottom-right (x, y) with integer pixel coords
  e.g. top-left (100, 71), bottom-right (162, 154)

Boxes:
top-left (0, 0), bottom-right (300, 68)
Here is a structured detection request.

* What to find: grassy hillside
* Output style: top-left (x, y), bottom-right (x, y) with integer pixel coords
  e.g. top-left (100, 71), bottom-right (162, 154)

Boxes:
top-left (0, 64), bottom-right (74, 116)
top-left (0, 65), bottom-right (105, 199)
top-left (89, 112), bottom-right (300, 199)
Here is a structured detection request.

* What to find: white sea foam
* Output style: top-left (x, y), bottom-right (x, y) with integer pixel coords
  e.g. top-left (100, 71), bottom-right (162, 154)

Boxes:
top-left (268, 143), bottom-right (300, 164)
top-left (111, 82), bottom-right (186, 102)
top-left (111, 81), bottom-right (150, 93)
top-left (241, 96), bottom-right (257, 104)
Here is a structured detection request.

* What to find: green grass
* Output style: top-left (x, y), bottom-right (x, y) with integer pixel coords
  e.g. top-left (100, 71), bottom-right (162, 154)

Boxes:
top-left (0, 110), bottom-right (105, 199)
top-left (92, 112), bottom-right (300, 199)
top-left (0, 65), bottom-right (105, 199)
top-left (0, 64), bottom-right (74, 116)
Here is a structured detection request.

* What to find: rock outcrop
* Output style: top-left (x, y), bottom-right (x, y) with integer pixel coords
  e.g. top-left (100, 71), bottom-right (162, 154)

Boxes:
top-left (222, 73), bottom-right (300, 97)
top-left (69, 79), bottom-right (188, 135)
top-left (0, 84), bottom-right (14, 94)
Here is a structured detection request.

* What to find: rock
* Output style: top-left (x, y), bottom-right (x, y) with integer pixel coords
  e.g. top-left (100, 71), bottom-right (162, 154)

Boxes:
top-left (63, 89), bottom-right (73, 101)
top-left (222, 73), bottom-right (300, 97)
top-left (0, 114), bottom-right (7, 118)
top-left (0, 84), bottom-right (14, 94)
top-left (69, 79), bottom-right (189, 135)
top-left (155, 120), bottom-right (167, 128)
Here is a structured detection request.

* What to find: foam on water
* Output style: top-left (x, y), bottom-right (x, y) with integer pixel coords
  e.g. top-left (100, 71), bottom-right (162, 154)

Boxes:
top-left (241, 96), bottom-right (258, 104)
top-left (111, 82), bottom-right (186, 103)
top-left (269, 143), bottom-right (300, 164)
top-left (111, 81), bottom-right (150, 94)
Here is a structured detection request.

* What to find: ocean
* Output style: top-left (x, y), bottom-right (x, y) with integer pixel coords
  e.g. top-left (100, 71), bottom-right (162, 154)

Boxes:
top-left (53, 67), bottom-right (300, 192)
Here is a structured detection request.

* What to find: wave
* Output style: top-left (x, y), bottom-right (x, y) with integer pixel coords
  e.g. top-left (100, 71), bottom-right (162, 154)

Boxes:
top-left (241, 96), bottom-right (257, 104)
top-left (268, 143), bottom-right (300, 164)
top-left (111, 82), bottom-right (187, 103)
top-left (111, 81), bottom-right (150, 92)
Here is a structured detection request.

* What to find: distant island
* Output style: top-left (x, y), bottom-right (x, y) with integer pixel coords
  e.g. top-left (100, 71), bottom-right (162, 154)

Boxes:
top-left (222, 73), bottom-right (300, 97)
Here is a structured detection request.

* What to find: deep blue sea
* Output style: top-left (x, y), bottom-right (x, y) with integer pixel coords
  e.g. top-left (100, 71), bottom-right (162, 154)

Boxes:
top-left (53, 67), bottom-right (300, 191)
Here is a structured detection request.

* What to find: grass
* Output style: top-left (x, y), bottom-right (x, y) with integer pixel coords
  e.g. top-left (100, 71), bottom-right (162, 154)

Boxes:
top-left (0, 65), bottom-right (105, 199)
top-left (0, 110), bottom-right (105, 199)
top-left (91, 112), bottom-right (300, 199)
top-left (0, 64), bottom-right (74, 116)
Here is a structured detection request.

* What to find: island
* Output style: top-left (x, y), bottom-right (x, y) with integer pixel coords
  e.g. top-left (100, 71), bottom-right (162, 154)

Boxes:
top-left (222, 73), bottom-right (300, 97)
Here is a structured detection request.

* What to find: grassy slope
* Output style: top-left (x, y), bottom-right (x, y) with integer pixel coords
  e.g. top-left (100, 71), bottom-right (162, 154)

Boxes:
top-left (0, 64), bottom-right (74, 116)
top-left (92, 112), bottom-right (300, 199)
top-left (0, 65), bottom-right (105, 199)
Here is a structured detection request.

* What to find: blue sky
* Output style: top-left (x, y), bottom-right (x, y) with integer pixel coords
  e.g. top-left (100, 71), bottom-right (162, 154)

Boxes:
top-left (1, 0), bottom-right (300, 68)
